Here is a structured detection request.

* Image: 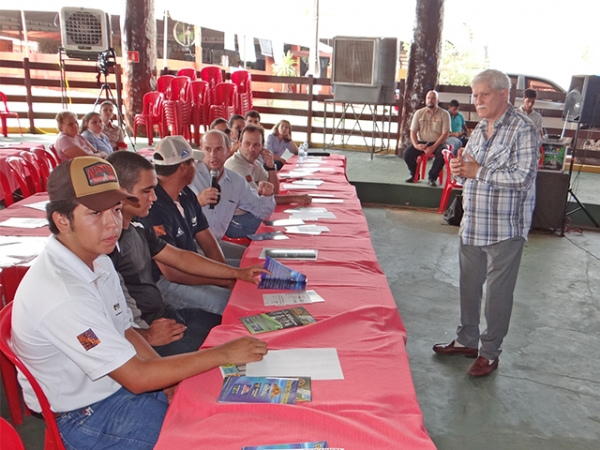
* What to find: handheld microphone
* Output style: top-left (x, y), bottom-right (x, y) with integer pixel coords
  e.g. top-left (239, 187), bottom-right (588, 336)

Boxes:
top-left (209, 169), bottom-right (221, 209)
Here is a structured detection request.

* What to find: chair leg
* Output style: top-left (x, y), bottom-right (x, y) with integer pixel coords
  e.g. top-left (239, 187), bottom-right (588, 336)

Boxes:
top-left (1, 117), bottom-right (7, 138)
top-left (439, 187), bottom-right (452, 213)
top-left (1, 355), bottom-right (23, 425)
top-left (145, 118), bottom-right (153, 146)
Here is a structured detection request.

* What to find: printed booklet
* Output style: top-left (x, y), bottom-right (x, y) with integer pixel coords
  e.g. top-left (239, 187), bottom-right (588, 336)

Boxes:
top-left (240, 306), bottom-right (316, 334)
top-left (258, 257), bottom-right (308, 290)
top-left (218, 376), bottom-right (299, 404)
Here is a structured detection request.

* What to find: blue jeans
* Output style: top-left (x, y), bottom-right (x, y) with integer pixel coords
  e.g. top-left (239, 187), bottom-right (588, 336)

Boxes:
top-left (57, 388), bottom-right (168, 450)
top-left (156, 276), bottom-right (231, 314)
top-left (446, 137), bottom-right (464, 155)
top-left (225, 212), bottom-right (262, 238)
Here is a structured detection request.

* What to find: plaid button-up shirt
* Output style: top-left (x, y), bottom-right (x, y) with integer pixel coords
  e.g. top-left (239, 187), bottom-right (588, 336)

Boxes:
top-left (458, 104), bottom-right (540, 246)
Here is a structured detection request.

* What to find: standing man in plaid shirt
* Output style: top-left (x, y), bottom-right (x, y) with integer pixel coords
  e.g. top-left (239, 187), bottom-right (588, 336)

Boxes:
top-left (433, 69), bottom-right (540, 377)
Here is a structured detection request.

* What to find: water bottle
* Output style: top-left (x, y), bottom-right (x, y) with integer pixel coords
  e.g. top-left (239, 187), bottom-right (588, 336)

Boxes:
top-left (298, 142), bottom-right (308, 163)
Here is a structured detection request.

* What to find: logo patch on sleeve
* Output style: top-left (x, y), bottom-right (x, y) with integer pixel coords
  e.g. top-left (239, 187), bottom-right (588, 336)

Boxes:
top-left (153, 225), bottom-right (166, 236)
top-left (245, 175), bottom-right (253, 183)
top-left (77, 328), bottom-right (101, 351)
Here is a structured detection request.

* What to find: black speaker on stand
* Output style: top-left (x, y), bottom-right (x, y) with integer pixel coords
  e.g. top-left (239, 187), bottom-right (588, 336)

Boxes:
top-left (561, 75), bottom-right (600, 233)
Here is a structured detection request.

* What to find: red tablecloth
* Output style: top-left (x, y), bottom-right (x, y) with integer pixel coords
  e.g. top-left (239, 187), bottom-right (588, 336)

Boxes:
top-left (0, 193), bottom-right (50, 237)
top-left (155, 154), bottom-right (435, 450)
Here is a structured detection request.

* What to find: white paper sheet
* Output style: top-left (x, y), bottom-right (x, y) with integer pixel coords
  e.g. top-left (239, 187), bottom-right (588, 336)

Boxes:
top-left (246, 348), bottom-right (344, 380)
top-left (263, 290), bottom-right (325, 306)
top-left (23, 200), bottom-right (50, 211)
top-left (291, 179), bottom-right (324, 186)
top-left (310, 198), bottom-right (344, 204)
top-left (289, 211), bottom-right (337, 220)
top-left (282, 183), bottom-right (318, 190)
top-left (0, 218), bottom-right (48, 229)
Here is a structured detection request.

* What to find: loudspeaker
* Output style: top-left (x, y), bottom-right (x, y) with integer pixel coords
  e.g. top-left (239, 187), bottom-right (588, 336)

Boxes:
top-left (60, 7), bottom-right (109, 60)
top-left (332, 37), bottom-right (397, 104)
top-left (531, 171), bottom-right (569, 230)
top-left (562, 75), bottom-right (600, 127)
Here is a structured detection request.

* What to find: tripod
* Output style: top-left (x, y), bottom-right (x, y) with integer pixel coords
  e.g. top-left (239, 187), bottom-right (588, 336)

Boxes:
top-left (93, 71), bottom-right (136, 151)
top-left (561, 121), bottom-right (599, 234)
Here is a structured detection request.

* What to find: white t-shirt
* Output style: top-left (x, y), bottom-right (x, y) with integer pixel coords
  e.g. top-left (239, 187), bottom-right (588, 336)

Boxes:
top-left (11, 236), bottom-right (136, 413)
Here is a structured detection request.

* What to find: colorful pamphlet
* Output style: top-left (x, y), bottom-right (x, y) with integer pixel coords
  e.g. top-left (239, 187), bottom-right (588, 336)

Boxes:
top-left (258, 257), bottom-right (308, 290)
top-left (218, 376), bottom-right (298, 404)
top-left (263, 290), bottom-right (325, 307)
top-left (241, 441), bottom-right (328, 450)
top-left (240, 306), bottom-right (316, 334)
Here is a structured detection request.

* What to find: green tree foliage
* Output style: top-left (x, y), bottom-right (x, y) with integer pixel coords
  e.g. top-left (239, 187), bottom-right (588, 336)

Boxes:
top-left (438, 40), bottom-right (485, 86)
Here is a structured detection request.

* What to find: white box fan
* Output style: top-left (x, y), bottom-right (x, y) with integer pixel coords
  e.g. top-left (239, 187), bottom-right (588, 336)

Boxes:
top-left (60, 7), bottom-right (109, 60)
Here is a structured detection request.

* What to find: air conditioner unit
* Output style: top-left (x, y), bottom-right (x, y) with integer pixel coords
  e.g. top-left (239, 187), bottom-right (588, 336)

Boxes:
top-left (60, 7), bottom-right (109, 60)
top-left (332, 36), bottom-right (398, 104)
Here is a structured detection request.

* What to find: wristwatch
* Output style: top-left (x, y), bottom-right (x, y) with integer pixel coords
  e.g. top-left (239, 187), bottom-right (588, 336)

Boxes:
top-left (265, 166), bottom-right (276, 171)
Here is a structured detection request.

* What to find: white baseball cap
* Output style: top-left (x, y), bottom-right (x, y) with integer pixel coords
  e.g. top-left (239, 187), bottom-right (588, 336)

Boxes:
top-left (153, 136), bottom-right (204, 166)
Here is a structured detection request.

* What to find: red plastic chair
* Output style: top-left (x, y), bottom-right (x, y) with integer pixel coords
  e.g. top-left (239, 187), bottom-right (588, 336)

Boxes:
top-left (134, 92), bottom-right (164, 145)
top-left (200, 66), bottom-right (224, 91)
top-left (414, 152), bottom-right (444, 185)
top-left (156, 74), bottom-right (175, 94)
top-left (231, 70), bottom-right (253, 115)
top-left (438, 148), bottom-right (463, 213)
top-left (0, 170), bottom-right (16, 207)
top-left (0, 303), bottom-right (66, 450)
top-left (5, 156), bottom-right (40, 201)
top-left (177, 67), bottom-right (197, 80)
top-left (0, 91), bottom-right (23, 137)
top-left (0, 266), bottom-right (30, 427)
top-left (0, 417), bottom-right (26, 450)
top-left (32, 147), bottom-right (59, 169)
top-left (48, 144), bottom-right (60, 162)
top-left (222, 235), bottom-right (251, 246)
top-left (189, 80), bottom-right (210, 146)
top-left (19, 151), bottom-right (49, 192)
top-left (208, 82), bottom-right (237, 124)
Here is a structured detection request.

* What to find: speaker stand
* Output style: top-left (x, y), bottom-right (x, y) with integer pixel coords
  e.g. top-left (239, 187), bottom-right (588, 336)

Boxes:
top-left (561, 121), bottom-right (599, 235)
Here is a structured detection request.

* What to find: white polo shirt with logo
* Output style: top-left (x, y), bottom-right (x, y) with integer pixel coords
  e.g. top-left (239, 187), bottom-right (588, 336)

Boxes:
top-left (11, 235), bottom-right (136, 413)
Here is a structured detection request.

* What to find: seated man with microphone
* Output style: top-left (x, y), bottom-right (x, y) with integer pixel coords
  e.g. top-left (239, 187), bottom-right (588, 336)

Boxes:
top-left (190, 129), bottom-right (276, 239)
top-left (139, 136), bottom-right (244, 315)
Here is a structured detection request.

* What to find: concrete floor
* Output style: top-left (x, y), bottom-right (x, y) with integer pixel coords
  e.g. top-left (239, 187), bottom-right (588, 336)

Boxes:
top-left (1, 137), bottom-right (599, 449)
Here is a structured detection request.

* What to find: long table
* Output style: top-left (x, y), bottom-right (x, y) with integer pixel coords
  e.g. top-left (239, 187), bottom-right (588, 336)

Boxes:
top-left (155, 155), bottom-right (435, 450)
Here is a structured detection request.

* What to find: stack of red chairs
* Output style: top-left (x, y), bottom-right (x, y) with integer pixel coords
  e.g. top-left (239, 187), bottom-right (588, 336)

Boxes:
top-left (133, 92), bottom-right (165, 146)
top-left (156, 74), bottom-right (175, 94)
top-left (163, 76), bottom-right (192, 142)
top-left (200, 66), bottom-right (224, 94)
top-left (189, 80), bottom-right (210, 147)
top-left (208, 82), bottom-right (237, 124)
top-left (231, 70), bottom-right (253, 116)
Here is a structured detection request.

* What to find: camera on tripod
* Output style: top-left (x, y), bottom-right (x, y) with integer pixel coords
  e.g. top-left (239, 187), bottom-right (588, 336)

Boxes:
top-left (96, 48), bottom-right (116, 83)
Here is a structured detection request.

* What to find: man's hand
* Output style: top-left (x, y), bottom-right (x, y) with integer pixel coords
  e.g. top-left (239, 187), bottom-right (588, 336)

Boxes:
top-left (218, 336), bottom-right (268, 364)
top-left (415, 143), bottom-right (427, 151)
top-left (261, 149), bottom-right (275, 169)
top-left (138, 318), bottom-right (186, 347)
top-left (236, 264), bottom-right (269, 284)
top-left (197, 187), bottom-right (219, 207)
top-left (257, 181), bottom-right (274, 197)
top-left (292, 194), bottom-right (312, 205)
top-left (450, 148), bottom-right (480, 179)
top-left (424, 145), bottom-right (436, 155)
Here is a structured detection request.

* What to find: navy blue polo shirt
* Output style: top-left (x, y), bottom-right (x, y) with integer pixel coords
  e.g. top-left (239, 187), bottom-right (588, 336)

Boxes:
top-left (140, 183), bottom-right (210, 281)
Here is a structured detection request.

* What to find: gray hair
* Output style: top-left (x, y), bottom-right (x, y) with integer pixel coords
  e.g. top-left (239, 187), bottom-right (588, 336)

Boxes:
top-left (202, 129), bottom-right (230, 149)
top-left (471, 69), bottom-right (510, 91)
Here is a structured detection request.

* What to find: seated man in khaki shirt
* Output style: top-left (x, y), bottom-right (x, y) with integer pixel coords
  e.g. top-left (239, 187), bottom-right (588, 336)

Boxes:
top-left (403, 90), bottom-right (451, 186)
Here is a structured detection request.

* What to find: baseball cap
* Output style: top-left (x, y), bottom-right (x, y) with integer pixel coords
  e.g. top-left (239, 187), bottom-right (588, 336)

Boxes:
top-left (153, 135), bottom-right (204, 166)
top-left (47, 156), bottom-right (138, 211)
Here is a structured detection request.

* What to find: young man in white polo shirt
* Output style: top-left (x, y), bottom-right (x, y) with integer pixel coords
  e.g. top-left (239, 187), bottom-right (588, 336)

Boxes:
top-left (11, 156), bottom-right (268, 449)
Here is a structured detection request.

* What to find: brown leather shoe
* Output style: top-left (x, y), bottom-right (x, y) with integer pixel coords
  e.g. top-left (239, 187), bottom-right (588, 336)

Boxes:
top-left (432, 340), bottom-right (478, 358)
top-left (467, 356), bottom-right (499, 377)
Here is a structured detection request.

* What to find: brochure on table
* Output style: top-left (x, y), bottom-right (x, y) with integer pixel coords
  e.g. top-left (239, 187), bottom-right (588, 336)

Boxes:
top-left (258, 256), bottom-right (308, 290)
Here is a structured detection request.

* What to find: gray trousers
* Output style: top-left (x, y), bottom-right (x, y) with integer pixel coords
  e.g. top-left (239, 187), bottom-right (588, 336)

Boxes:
top-left (456, 236), bottom-right (525, 360)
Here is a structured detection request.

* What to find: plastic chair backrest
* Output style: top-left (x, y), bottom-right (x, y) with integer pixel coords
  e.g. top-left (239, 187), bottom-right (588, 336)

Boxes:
top-left (0, 91), bottom-right (10, 113)
top-left (231, 70), bottom-right (251, 93)
top-left (0, 303), bottom-right (66, 450)
top-left (20, 151), bottom-right (49, 191)
top-left (0, 417), bottom-right (26, 450)
top-left (442, 149), bottom-right (454, 178)
top-left (0, 170), bottom-right (15, 206)
top-left (166, 76), bottom-right (190, 101)
top-left (177, 67), bottom-right (197, 80)
top-left (200, 66), bottom-right (223, 89)
top-left (142, 92), bottom-right (163, 115)
top-left (213, 83), bottom-right (237, 106)
top-left (190, 80), bottom-right (209, 105)
top-left (32, 147), bottom-right (59, 169)
top-left (5, 156), bottom-right (38, 198)
top-left (0, 266), bottom-right (29, 307)
top-left (156, 75), bottom-right (175, 94)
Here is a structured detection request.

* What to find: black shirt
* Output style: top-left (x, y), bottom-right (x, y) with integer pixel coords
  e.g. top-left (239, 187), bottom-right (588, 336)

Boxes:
top-left (108, 221), bottom-right (167, 323)
top-left (140, 183), bottom-right (210, 280)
